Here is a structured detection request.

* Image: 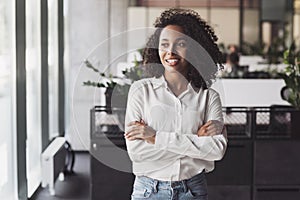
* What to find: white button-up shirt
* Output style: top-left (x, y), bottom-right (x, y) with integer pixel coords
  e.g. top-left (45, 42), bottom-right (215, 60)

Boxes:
top-left (125, 75), bottom-right (227, 181)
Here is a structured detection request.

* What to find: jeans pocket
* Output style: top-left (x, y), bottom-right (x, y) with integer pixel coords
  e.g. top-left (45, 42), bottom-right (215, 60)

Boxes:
top-left (131, 178), bottom-right (153, 199)
top-left (131, 187), bottom-right (152, 199)
top-left (186, 189), bottom-right (208, 200)
top-left (185, 174), bottom-right (208, 199)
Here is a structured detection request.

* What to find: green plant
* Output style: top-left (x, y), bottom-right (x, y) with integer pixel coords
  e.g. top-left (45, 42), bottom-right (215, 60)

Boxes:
top-left (83, 59), bottom-right (143, 88)
top-left (83, 58), bottom-right (143, 92)
top-left (279, 43), bottom-right (300, 109)
top-left (241, 41), bottom-right (266, 56)
top-left (83, 59), bottom-right (118, 88)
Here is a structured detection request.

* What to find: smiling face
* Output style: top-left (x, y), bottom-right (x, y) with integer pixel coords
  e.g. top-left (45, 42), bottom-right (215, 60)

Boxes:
top-left (158, 25), bottom-right (190, 75)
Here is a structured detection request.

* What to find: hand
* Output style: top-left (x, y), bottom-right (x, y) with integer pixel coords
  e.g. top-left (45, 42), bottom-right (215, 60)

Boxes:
top-left (197, 120), bottom-right (223, 137)
top-left (124, 120), bottom-right (156, 143)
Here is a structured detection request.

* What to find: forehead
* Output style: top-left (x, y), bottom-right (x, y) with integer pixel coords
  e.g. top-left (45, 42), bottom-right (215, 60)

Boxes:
top-left (159, 25), bottom-right (186, 40)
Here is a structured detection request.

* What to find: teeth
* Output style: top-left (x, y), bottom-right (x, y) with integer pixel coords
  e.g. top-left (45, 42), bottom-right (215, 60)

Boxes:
top-left (166, 59), bottom-right (179, 64)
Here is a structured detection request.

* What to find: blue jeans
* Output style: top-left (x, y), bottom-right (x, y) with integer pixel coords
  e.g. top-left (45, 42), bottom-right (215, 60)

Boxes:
top-left (131, 172), bottom-right (208, 200)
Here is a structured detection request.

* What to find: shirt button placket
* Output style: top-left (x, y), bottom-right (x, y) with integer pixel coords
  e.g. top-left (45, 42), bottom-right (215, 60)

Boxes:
top-left (176, 98), bottom-right (182, 133)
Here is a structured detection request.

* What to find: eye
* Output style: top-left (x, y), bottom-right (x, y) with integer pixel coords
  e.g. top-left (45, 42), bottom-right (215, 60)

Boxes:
top-left (160, 43), bottom-right (169, 48)
top-left (177, 41), bottom-right (186, 48)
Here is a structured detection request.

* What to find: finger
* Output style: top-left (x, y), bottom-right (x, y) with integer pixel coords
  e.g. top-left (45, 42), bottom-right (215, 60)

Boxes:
top-left (127, 121), bottom-right (139, 126)
top-left (127, 120), bottom-right (145, 126)
top-left (205, 120), bottom-right (213, 125)
top-left (198, 123), bottom-right (209, 130)
top-left (206, 126), bottom-right (223, 135)
top-left (197, 128), bottom-right (208, 136)
top-left (206, 125), bottom-right (217, 132)
top-left (202, 121), bottom-right (212, 127)
top-left (124, 126), bottom-right (142, 136)
top-left (126, 135), bottom-right (139, 141)
top-left (201, 124), bottom-right (210, 129)
top-left (125, 130), bottom-right (142, 139)
top-left (206, 129), bottom-right (217, 136)
top-left (125, 135), bottom-right (137, 140)
top-left (126, 125), bottom-right (147, 137)
top-left (126, 132), bottom-right (145, 140)
top-left (198, 132), bottom-right (209, 136)
top-left (140, 119), bottom-right (147, 125)
top-left (206, 122), bottom-right (223, 131)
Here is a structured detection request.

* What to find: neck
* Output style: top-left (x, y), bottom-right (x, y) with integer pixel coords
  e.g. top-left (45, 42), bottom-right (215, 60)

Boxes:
top-left (164, 71), bottom-right (189, 92)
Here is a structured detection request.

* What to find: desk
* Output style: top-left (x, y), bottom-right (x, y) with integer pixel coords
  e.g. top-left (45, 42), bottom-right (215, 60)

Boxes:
top-left (212, 79), bottom-right (288, 107)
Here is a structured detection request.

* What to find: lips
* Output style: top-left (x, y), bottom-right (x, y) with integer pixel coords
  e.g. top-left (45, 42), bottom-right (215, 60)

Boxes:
top-left (165, 58), bottom-right (180, 66)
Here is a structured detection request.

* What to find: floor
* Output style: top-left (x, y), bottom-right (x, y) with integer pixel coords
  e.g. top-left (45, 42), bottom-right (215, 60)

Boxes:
top-left (30, 152), bottom-right (90, 200)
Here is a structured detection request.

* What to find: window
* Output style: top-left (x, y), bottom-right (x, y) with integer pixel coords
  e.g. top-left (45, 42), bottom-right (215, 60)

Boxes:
top-left (0, 0), bottom-right (17, 199)
top-left (48, 0), bottom-right (59, 139)
top-left (25, 0), bottom-right (42, 197)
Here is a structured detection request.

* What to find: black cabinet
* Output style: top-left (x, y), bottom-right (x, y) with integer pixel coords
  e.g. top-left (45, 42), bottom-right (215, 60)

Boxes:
top-left (90, 106), bottom-right (300, 200)
top-left (207, 140), bottom-right (300, 200)
top-left (90, 154), bottom-right (134, 200)
top-left (90, 138), bottom-right (135, 200)
top-left (206, 140), bottom-right (253, 200)
top-left (90, 106), bottom-right (134, 200)
top-left (254, 140), bottom-right (300, 199)
top-left (207, 107), bottom-right (300, 200)
top-left (208, 186), bottom-right (251, 200)
top-left (255, 140), bottom-right (300, 185)
top-left (207, 140), bottom-right (252, 185)
top-left (255, 186), bottom-right (300, 200)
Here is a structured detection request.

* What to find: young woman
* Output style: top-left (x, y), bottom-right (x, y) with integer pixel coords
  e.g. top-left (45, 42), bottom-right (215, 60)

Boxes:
top-left (124, 8), bottom-right (227, 200)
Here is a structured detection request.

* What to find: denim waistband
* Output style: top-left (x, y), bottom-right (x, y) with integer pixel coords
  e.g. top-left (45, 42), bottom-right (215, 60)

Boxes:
top-left (135, 172), bottom-right (205, 193)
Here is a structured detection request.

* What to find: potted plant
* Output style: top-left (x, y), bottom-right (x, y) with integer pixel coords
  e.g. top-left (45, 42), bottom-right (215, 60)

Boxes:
top-left (83, 58), bottom-right (143, 108)
top-left (280, 44), bottom-right (300, 109)
top-left (83, 56), bottom-right (144, 131)
top-left (279, 43), bottom-right (300, 138)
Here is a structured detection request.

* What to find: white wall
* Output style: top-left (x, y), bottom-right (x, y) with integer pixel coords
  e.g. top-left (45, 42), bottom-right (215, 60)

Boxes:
top-left (211, 8), bottom-right (239, 45)
top-left (127, 7), bottom-right (240, 49)
top-left (66, 0), bottom-right (108, 150)
top-left (244, 9), bottom-right (259, 44)
top-left (66, 0), bottom-right (130, 150)
top-left (294, 14), bottom-right (300, 41)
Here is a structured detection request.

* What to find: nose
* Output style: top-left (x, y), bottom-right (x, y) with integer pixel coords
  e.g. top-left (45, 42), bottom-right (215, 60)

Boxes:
top-left (166, 44), bottom-right (177, 55)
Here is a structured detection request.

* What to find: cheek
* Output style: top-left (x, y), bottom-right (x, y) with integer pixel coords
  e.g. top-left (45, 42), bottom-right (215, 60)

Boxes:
top-left (183, 50), bottom-right (192, 62)
top-left (158, 50), bottom-right (165, 61)
top-left (179, 49), bottom-right (188, 59)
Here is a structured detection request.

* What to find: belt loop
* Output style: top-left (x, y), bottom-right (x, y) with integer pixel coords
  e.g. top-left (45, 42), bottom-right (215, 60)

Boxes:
top-left (182, 180), bottom-right (188, 193)
top-left (153, 180), bottom-right (158, 193)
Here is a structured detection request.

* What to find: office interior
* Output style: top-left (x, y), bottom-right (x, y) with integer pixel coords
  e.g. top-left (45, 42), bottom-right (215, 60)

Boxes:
top-left (1, 0), bottom-right (300, 200)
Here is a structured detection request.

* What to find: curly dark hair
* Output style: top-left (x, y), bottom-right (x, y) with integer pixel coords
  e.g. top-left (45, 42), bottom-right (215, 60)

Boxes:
top-left (142, 8), bottom-right (223, 89)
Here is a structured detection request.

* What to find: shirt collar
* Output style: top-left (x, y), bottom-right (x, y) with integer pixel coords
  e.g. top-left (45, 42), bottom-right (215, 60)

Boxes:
top-left (152, 75), bottom-right (167, 90)
top-left (152, 75), bottom-right (201, 93)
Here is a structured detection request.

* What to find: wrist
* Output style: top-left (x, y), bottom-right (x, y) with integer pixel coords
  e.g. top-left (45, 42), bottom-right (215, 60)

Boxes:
top-left (146, 135), bottom-right (156, 144)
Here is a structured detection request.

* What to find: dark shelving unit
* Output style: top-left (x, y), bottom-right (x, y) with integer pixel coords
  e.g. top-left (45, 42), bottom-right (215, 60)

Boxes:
top-left (90, 106), bottom-right (300, 200)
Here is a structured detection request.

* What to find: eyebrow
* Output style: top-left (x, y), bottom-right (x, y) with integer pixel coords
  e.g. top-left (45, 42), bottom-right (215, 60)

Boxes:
top-left (160, 37), bottom-right (187, 42)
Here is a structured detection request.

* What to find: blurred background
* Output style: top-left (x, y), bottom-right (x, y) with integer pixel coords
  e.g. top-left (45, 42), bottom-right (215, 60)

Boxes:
top-left (1, 0), bottom-right (300, 200)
